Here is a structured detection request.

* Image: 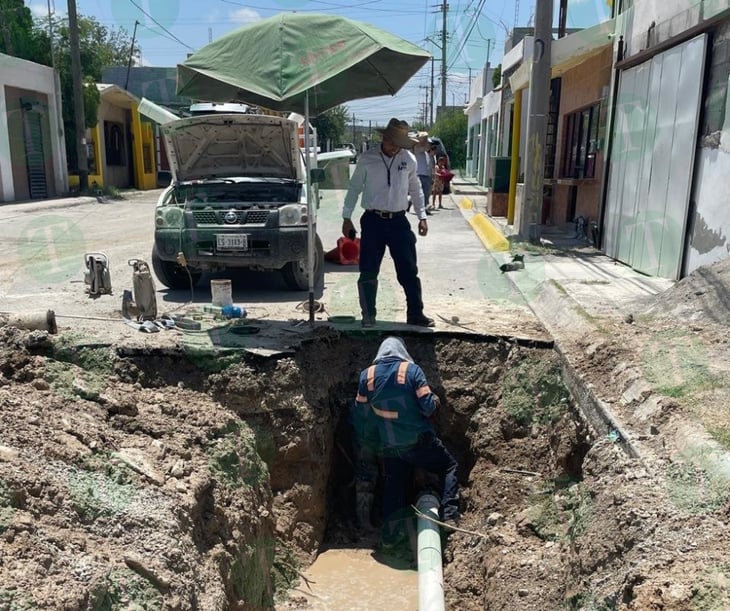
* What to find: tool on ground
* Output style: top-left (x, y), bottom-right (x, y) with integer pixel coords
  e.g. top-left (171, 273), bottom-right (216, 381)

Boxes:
top-left (84, 252), bottom-right (112, 296)
top-left (127, 259), bottom-right (158, 321)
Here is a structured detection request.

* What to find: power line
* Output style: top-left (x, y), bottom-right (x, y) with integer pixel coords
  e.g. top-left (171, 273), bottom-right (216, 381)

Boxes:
top-left (218, 0), bottom-right (427, 14)
top-left (126, 0), bottom-right (194, 50)
top-left (446, 0), bottom-right (487, 71)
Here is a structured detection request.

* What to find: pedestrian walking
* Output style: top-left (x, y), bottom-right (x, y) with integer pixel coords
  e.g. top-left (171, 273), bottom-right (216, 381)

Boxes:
top-left (355, 337), bottom-right (460, 552)
top-left (342, 117), bottom-right (434, 328)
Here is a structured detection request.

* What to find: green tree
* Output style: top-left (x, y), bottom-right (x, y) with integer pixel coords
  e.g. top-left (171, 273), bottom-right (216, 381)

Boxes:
top-left (492, 64), bottom-right (502, 89)
top-left (33, 11), bottom-right (135, 171)
top-left (0, 0), bottom-right (48, 60)
top-left (313, 105), bottom-right (348, 150)
top-left (431, 109), bottom-right (468, 169)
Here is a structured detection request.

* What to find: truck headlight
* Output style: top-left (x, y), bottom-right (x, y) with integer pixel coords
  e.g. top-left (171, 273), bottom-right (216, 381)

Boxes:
top-left (155, 206), bottom-right (184, 228)
top-left (279, 204), bottom-right (308, 226)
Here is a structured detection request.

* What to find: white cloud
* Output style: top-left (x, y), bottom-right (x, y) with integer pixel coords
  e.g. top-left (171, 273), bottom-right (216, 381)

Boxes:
top-left (230, 8), bottom-right (262, 26)
top-left (27, 1), bottom-right (54, 19)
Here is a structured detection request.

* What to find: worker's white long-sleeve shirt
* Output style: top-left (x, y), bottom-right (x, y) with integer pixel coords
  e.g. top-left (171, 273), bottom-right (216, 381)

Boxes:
top-left (342, 147), bottom-right (427, 221)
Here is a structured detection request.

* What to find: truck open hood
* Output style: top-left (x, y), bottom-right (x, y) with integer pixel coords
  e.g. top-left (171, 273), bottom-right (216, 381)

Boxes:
top-left (160, 114), bottom-right (301, 183)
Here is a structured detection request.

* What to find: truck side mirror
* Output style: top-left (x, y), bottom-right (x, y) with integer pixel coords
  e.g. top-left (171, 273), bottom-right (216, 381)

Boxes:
top-left (310, 168), bottom-right (326, 183)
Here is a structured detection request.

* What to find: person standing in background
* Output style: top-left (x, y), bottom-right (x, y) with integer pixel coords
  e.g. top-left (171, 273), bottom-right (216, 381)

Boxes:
top-left (413, 133), bottom-right (435, 215)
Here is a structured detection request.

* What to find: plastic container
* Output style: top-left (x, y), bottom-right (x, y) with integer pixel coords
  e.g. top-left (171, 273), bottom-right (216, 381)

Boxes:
top-left (210, 279), bottom-right (233, 307)
top-left (222, 305), bottom-right (246, 319)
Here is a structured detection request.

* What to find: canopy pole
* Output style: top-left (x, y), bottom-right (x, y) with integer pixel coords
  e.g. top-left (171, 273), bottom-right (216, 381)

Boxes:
top-left (305, 91), bottom-right (315, 326)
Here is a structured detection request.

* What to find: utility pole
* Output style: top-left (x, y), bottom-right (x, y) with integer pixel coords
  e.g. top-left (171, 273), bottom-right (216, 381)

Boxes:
top-left (440, 2), bottom-right (448, 115)
top-left (521, 0), bottom-right (553, 241)
top-left (430, 57), bottom-right (435, 126)
top-left (124, 20), bottom-right (139, 90)
top-left (482, 40), bottom-right (492, 96)
top-left (47, 0), bottom-right (63, 140)
top-left (67, 0), bottom-right (88, 191)
top-left (352, 113), bottom-right (356, 143)
top-left (419, 84), bottom-right (430, 124)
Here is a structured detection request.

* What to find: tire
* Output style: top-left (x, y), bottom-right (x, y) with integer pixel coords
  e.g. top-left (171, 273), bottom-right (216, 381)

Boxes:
top-left (282, 234), bottom-right (324, 291)
top-left (151, 245), bottom-right (201, 290)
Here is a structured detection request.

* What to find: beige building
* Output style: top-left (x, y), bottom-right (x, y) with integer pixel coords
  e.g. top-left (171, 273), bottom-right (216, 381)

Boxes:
top-left (0, 53), bottom-right (68, 202)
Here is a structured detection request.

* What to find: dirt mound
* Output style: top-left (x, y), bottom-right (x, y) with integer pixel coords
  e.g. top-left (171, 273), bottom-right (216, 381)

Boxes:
top-left (643, 257), bottom-right (730, 324)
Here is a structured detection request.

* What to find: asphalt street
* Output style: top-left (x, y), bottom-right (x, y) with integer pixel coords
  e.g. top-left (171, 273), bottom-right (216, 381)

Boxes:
top-left (0, 184), bottom-right (548, 345)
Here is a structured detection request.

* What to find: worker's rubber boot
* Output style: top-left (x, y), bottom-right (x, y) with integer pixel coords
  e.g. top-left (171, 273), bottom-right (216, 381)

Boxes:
top-left (355, 480), bottom-right (375, 530)
top-left (405, 277), bottom-right (425, 321)
top-left (357, 279), bottom-right (378, 327)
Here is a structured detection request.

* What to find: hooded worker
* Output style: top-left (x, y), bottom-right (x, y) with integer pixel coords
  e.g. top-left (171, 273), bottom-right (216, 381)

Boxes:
top-left (355, 337), bottom-right (460, 551)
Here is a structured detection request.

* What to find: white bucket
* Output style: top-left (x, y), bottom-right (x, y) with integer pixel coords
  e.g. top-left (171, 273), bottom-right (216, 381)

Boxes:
top-left (210, 279), bottom-right (233, 307)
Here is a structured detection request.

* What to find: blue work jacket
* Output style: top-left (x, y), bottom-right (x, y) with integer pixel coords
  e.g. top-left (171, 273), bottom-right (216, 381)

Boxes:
top-left (356, 357), bottom-right (437, 454)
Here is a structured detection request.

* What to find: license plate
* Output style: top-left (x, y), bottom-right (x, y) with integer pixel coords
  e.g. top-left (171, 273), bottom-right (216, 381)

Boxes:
top-left (216, 234), bottom-right (248, 250)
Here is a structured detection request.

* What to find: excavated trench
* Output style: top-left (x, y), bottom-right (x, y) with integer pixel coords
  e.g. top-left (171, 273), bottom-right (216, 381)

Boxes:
top-left (1, 328), bottom-right (629, 610)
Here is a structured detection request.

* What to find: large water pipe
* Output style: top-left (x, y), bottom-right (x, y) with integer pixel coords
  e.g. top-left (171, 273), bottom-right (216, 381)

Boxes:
top-left (416, 493), bottom-right (445, 611)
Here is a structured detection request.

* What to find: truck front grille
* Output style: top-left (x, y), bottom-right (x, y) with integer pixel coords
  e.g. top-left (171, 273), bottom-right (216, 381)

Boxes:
top-left (192, 210), bottom-right (271, 225)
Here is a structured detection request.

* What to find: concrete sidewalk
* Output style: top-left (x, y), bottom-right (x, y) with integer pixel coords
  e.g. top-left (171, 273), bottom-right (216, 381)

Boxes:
top-left (449, 175), bottom-right (674, 335)
top-left (0, 189), bottom-right (155, 214)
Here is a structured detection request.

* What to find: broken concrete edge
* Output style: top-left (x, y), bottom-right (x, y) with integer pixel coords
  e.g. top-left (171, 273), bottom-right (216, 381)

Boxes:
top-left (524, 282), bottom-right (730, 481)
top-left (554, 341), bottom-right (641, 459)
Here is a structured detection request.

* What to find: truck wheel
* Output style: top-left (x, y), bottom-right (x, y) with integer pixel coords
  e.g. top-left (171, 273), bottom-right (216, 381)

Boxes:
top-left (151, 245), bottom-right (201, 290)
top-left (282, 234), bottom-right (324, 291)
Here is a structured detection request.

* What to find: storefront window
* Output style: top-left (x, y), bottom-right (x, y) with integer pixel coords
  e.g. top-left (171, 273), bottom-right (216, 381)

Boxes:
top-left (561, 103), bottom-right (600, 179)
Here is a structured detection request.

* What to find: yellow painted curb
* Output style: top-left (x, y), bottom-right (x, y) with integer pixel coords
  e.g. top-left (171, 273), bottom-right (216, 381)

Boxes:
top-left (459, 197), bottom-right (474, 210)
top-left (468, 212), bottom-right (510, 252)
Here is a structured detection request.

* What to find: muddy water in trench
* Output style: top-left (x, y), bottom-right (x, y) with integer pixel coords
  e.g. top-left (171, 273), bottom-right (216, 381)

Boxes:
top-left (291, 548), bottom-right (418, 609)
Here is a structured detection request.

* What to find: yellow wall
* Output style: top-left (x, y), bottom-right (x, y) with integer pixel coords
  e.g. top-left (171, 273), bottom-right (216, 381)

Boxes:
top-left (87, 123), bottom-right (103, 188)
top-left (76, 101), bottom-right (158, 191)
top-left (131, 106), bottom-right (157, 190)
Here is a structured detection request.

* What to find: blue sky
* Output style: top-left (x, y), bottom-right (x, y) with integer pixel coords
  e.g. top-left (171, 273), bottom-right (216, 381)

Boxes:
top-left (29, 0), bottom-right (610, 126)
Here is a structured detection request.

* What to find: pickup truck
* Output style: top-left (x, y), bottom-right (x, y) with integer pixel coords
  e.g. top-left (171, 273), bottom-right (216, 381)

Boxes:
top-left (152, 113), bottom-right (325, 291)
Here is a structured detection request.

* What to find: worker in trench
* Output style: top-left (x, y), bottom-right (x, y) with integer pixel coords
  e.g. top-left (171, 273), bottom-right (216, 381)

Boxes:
top-left (353, 336), bottom-right (460, 553)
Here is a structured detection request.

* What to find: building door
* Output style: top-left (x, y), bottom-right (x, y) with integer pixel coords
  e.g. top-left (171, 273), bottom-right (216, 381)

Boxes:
top-left (603, 34), bottom-right (706, 279)
top-left (22, 106), bottom-right (48, 199)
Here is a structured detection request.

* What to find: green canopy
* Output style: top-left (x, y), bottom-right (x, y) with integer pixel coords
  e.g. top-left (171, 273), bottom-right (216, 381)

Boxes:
top-left (176, 13), bottom-right (431, 114)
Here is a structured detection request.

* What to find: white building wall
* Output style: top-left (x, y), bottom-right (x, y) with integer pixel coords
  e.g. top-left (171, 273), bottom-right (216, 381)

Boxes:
top-left (0, 54), bottom-right (67, 201)
top-left (687, 81), bottom-right (730, 271)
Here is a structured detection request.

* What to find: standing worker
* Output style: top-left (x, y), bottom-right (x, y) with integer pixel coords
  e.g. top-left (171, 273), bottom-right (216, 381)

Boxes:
top-left (342, 118), bottom-right (434, 328)
top-left (355, 337), bottom-right (460, 551)
top-left (413, 133), bottom-right (435, 215)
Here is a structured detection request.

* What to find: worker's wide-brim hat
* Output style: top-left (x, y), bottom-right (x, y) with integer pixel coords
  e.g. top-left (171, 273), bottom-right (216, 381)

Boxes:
top-left (413, 131), bottom-right (431, 151)
top-left (376, 118), bottom-right (419, 148)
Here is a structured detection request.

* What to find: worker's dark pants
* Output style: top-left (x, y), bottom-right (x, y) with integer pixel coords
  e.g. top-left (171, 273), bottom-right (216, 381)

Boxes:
top-left (418, 175), bottom-right (432, 207)
top-left (358, 210), bottom-right (424, 321)
top-left (381, 433), bottom-right (459, 544)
